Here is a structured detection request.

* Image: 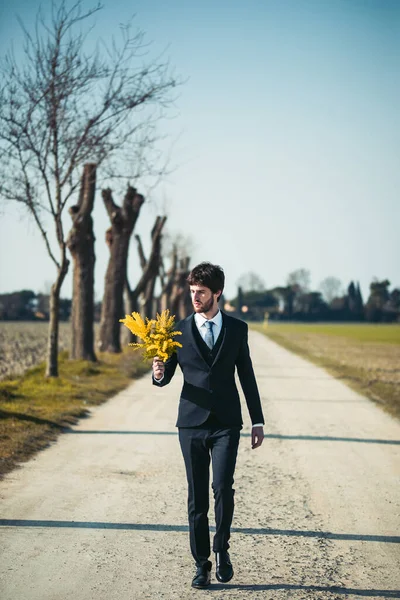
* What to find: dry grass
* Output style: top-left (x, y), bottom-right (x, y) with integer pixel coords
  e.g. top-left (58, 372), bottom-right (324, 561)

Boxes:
top-left (0, 322), bottom-right (151, 478)
top-left (252, 322), bottom-right (400, 421)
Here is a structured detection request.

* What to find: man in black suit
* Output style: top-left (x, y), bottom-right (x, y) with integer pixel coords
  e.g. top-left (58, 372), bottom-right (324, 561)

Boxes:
top-left (152, 262), bottom-right (264, 588)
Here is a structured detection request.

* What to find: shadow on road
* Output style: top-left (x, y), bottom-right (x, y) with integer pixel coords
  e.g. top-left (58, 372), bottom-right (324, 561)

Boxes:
top-left (62, 429), bottom-right (400, 445)
top-left (1, 520), bottom-right (399, 544)
top-left (209, 583), bottom-right (400, 597)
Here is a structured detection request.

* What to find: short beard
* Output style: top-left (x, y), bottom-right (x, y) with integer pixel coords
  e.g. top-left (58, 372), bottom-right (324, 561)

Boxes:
top-left (193, 296), bottom-right (215, 314)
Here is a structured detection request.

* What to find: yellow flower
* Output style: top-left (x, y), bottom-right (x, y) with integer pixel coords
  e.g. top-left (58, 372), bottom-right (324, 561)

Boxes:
top-left (119, 309), bottom-right (182, 362)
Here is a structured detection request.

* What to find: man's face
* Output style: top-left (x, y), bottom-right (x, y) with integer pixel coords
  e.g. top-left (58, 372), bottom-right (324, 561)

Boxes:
top-left (190, 285), bottom-right (220, 314)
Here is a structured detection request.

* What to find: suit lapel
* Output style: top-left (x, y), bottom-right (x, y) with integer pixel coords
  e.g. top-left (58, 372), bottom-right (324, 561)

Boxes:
top-left (184, 314), bottom-right (208, 365)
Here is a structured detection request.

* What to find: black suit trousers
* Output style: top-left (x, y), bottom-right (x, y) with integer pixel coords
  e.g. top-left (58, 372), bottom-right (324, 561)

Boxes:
top-left (178, 419), bottom-right (241, 567)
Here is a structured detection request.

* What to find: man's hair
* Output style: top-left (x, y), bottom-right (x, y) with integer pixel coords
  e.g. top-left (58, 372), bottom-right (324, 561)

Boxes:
top-left (187, 262), bottom-right (225, 301)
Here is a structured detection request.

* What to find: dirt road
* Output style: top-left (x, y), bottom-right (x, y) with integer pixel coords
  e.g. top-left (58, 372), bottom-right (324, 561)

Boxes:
top-left (1, 331), bottom-right (399, 599)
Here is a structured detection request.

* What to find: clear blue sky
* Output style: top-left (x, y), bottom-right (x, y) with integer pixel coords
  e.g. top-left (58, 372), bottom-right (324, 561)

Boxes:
top-left (0, 0), bottom-right (399, 302)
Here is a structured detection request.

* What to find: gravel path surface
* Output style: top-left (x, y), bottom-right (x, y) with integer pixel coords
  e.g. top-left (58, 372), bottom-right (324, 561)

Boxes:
top-left (1, 331), bottom-right (399, 600)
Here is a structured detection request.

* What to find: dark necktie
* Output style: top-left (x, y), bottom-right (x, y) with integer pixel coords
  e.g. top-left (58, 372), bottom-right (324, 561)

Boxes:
top-left (204, 321), bottom-right (214, 349)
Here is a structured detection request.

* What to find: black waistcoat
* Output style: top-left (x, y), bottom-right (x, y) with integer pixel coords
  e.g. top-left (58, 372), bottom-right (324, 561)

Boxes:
top-left (191, 317), bottom-right (224, 367)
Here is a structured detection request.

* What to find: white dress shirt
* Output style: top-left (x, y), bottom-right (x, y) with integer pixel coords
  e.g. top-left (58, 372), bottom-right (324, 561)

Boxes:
top-left (194, 310), bottom-right (223, 344)
top-left (154, 310), bottom-right (263, 429)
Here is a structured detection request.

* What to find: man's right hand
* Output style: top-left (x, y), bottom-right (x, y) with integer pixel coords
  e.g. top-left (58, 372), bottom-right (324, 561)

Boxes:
top-left (152, 356), bottom-right (165, 380)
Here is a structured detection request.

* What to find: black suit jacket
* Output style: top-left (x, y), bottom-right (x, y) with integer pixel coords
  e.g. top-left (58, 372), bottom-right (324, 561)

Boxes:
top-left (153, 311), bottom-right (264, 428)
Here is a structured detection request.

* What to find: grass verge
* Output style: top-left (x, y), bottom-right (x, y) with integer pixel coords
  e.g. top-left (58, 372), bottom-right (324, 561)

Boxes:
top-left (0, 349), bottom-right (150, 479)
top-left (251, 322), bottom-right (400, 421)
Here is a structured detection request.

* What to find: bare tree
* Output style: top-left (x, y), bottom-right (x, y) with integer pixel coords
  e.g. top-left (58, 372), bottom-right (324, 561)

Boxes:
top-left (99, 186), bottom-right (144, 353)
top-left (67, 163), bottom-right (97, 361)
top-left (160, 245), bottom-right (179, 313)
top-left (159, 232), bottom-right (193, 318)
top-left (161, 253), bottom-right (192, 320)
top-left (0, 1), bottom-right (178, 376)
top-left (319, 276), bottom-right (343, 303)
top-left (130, 216), bottom-right (167, 318)
top-left (236, 272), bottom-right (265, 292)
top-left (286, 268), bottom-right (311, 293)
top-left (162, 231), bottom-right (196, 261)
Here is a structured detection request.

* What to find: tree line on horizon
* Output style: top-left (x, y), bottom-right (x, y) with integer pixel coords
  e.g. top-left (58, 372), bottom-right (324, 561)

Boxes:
top-left (1, 273), bottom-right (399, 325)
top-left (228, 270), bottom-right (400, 324)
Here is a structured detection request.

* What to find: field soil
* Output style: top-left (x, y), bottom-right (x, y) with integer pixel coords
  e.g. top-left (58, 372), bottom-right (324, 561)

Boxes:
top-left (0, 331), bottom-right (399, 599)
top-left (0, 322), bottom-right (75, 379)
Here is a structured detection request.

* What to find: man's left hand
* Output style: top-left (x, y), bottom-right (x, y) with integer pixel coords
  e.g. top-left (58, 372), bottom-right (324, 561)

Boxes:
top-left (251, 426), bottom-right (264, 449)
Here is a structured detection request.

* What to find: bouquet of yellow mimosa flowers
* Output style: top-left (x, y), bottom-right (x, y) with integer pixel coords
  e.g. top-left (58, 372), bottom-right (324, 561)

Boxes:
top-left (119, 309), bottom-right (182, 362)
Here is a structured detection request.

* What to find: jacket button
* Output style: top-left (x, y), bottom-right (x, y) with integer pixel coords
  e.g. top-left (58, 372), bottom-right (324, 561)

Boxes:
top-left (209, 390), bottom-right (214, 394)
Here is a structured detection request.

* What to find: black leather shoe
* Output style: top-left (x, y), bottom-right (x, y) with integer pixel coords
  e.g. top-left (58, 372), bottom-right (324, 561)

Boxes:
top-left (191, 564), bottom-right (211, 588)
top-left (215, 551), bottom-right (233, 583)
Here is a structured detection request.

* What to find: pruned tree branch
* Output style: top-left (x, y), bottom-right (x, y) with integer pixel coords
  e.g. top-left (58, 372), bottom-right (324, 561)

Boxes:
top-left (135, 234), bottom-right (147, 270)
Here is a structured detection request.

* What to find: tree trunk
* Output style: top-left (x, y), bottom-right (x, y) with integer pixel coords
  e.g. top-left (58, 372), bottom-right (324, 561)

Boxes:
top-left (129, 216), bottom-right (167, 319)
top-left (160, 248), bottom-right (178, 312)
top-left (98, 186), bottom-right (144, 352)
top-left (161, 253), bottom-right (191, 319)
top-left (143, 278), bottom-right (157, 317)
top-left (67, 163), bottom-right (97, 361)
top-left (175, 257), bottom-right (192, 319)
top-left (45, 258), bottom-right (69, 377)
